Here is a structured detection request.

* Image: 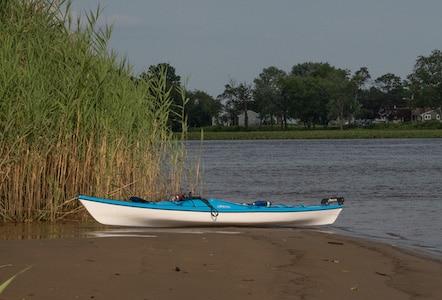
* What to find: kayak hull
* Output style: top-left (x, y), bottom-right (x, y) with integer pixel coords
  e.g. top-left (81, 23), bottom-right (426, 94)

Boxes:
top-left (78, 195), bottom-right (343, 227)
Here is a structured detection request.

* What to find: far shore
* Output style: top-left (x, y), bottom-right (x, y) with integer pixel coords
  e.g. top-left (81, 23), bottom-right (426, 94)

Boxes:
top-left (184, 128), bottom-right (442, 140)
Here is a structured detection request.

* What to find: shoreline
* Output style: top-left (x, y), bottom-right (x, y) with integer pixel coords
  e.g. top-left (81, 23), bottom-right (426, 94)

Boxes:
top-left (184, 129), bottom-right (442, 140)
top-left (1, 228), bottom-right (441, 299)
top-left (331, 228), bottom-right (442, 263)
top-left (1, 222), bottom-right (441, 262)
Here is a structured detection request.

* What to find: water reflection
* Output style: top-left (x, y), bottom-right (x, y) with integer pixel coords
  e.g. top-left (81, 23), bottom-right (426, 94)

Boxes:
top-left (0, 222), bottom-right (243, 240)
top-left (0, 221), bottom-right (104, 240)
top-left (89, 228), bottom-right (242, 238)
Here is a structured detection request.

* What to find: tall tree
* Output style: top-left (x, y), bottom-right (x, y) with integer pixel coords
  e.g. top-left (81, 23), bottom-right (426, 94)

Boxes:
top-left (374, 73), bottom-right (405, 108)
top-left (186, 90), bottom-right (222, 127)
top-left (219, 79), bottom-right (253, 128)
top-left (375, 73), bottom-right (402, 94)
top-left (351, 67), bottom-right (372, 119)
top-left (290, 62), bottom-right (358, 129)
top-left (280, 73), bottom-right (329, 129)
top-left (326, 68), bottom-right (359, 130)
top-left (288, 63), bottom-right (330, 128)
top-left (353, 67), bottom-right (371, 90)
top-left (291, 62), bottom-right (334, 78)
top-left (406, 49), bottom-right (442, 112)
top-left (142, 63), bottom-right (181, 85)
top-left (253, 66), bottom-right (286, 127)
top-left (278, 75), bottom-right (302, 129)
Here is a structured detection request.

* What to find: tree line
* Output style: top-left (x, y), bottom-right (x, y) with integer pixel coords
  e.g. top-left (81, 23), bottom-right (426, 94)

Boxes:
top-left (143, 49), bottom-right (442, 130)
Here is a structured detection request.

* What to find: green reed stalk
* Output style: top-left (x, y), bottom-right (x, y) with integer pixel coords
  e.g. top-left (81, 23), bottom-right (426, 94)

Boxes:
top-left (0, 0), bottom-right (198, 222)
top-left (0, 266), bottom-right (33, 294)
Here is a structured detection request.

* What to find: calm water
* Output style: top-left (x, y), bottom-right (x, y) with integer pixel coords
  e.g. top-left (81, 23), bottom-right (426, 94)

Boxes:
top-left (187, 139), bottom-right (442, 257)
top-left (1, 139), bottom-right (440, 258)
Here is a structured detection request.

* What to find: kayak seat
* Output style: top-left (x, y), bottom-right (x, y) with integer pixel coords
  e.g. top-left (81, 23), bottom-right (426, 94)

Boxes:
top-left (129, 196), bottom-right (150, 204)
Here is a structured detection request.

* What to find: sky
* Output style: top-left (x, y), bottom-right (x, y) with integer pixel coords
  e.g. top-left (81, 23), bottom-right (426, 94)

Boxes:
top-left (70, 0), bottom-right (442, 97)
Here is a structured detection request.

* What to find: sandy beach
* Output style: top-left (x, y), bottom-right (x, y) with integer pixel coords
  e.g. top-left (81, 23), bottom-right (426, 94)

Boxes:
top-left (1, 228), bottom-right (441, 299)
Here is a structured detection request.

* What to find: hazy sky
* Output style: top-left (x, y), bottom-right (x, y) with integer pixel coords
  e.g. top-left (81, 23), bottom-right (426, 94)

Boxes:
top-left (70, 0), bottom-right (442, 97)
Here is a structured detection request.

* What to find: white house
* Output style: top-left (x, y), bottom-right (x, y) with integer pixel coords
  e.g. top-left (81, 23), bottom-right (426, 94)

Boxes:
top-left (237, 110), bottom-right (260, 126)
top-left (419, 110), bottom-right (441, 121)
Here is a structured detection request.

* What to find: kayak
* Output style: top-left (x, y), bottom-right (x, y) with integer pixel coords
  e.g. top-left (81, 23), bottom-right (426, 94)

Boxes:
top-left (78, 194), bottom-right (344, 228)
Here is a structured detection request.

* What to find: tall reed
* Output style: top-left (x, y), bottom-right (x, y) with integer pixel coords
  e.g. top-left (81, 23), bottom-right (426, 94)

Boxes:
top-left (0, 0), bottom-right (198, 222)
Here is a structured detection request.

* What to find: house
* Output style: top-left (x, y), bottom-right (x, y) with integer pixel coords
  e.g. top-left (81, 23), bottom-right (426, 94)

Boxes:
top-left (377, 106), bottom-right (411, 122)
top-left (412, 109), bottom-right (441, 122)
top-left (212, 110), bottom-right (261, 126)
top-left (390, 108), bottom-right (412, 122)
top-left (237, 110), bottom-right (260, 126)
top-left (421, 110), bottom-right (441, 121)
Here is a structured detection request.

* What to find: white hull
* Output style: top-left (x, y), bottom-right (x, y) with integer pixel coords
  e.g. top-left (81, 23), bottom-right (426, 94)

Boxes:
top-left (79, 196), bottom-right (343, 228)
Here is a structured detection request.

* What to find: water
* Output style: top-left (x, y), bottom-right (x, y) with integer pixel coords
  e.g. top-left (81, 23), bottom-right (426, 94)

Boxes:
top-left (1, 139), bottom-right (440, 258)
top-left (187, 139), bottom-right (442, 257)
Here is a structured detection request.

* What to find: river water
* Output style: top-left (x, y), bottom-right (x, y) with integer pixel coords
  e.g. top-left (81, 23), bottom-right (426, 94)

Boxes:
top-left (186, 138), bottom-right (442, 257)
top-left (1, 139), bottom-right (440, 258)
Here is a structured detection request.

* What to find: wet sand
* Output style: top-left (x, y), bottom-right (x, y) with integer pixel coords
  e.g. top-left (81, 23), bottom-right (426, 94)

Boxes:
top-left (1, 228), bottom-right (441, 299)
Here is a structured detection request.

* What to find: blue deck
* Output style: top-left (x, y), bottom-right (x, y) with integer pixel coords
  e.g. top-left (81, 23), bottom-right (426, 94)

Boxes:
top-left (78, 195), bottom-right (342, 213)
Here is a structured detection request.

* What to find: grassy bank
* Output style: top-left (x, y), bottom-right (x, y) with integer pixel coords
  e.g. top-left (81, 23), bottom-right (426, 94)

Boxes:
top-left (185, 129), bottom-right (442, 140)
top-left (185, 121), bottom-right (442, 139)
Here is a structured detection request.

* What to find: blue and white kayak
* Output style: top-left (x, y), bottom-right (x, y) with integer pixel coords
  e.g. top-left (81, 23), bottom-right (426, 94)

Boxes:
top-left (78, 195), bottom-right (344, 228)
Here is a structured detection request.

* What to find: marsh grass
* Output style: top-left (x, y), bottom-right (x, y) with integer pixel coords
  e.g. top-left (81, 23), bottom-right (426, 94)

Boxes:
top-left (0, 0), bottom-right (198, 222)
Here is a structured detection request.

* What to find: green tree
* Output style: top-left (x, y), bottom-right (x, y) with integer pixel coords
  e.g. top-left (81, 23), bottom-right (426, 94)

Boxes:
top-left (141, 63), bottom-right (181, 85)
top-left (278, 75), bottom-right (301, 129)
top-left (219, 79), bottom-right (254, 128)
top-left (374, 73), bottom-right (405, 108)
top-left (299, 77), bottom-right (322, 128)
top-left (285, 62), bottom-right (361, 129)
top-left (353, 67), bottom-right (371, 90)
top-left (287, 63), bottom-right (324, 128)
top-left (407, 49), bottom-right (442, 112)
top-left (358, 85), bottom-right (394, 120)
top-left (186, 90), bottom-right (222, 127)
top-left (351, 67), bottom-right (372, 120)
top-left (375, 73), bottom-right (401, 93)
top-left (291, 62), bottom-right (335, 78)
top-left (326, 68), bottom-right (359, 130)
top-left (253, 66), bottom-right (286, 127)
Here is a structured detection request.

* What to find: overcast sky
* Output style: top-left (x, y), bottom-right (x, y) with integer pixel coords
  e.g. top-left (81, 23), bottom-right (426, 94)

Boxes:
top-left (70, 0), bottom-right (442, 97)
